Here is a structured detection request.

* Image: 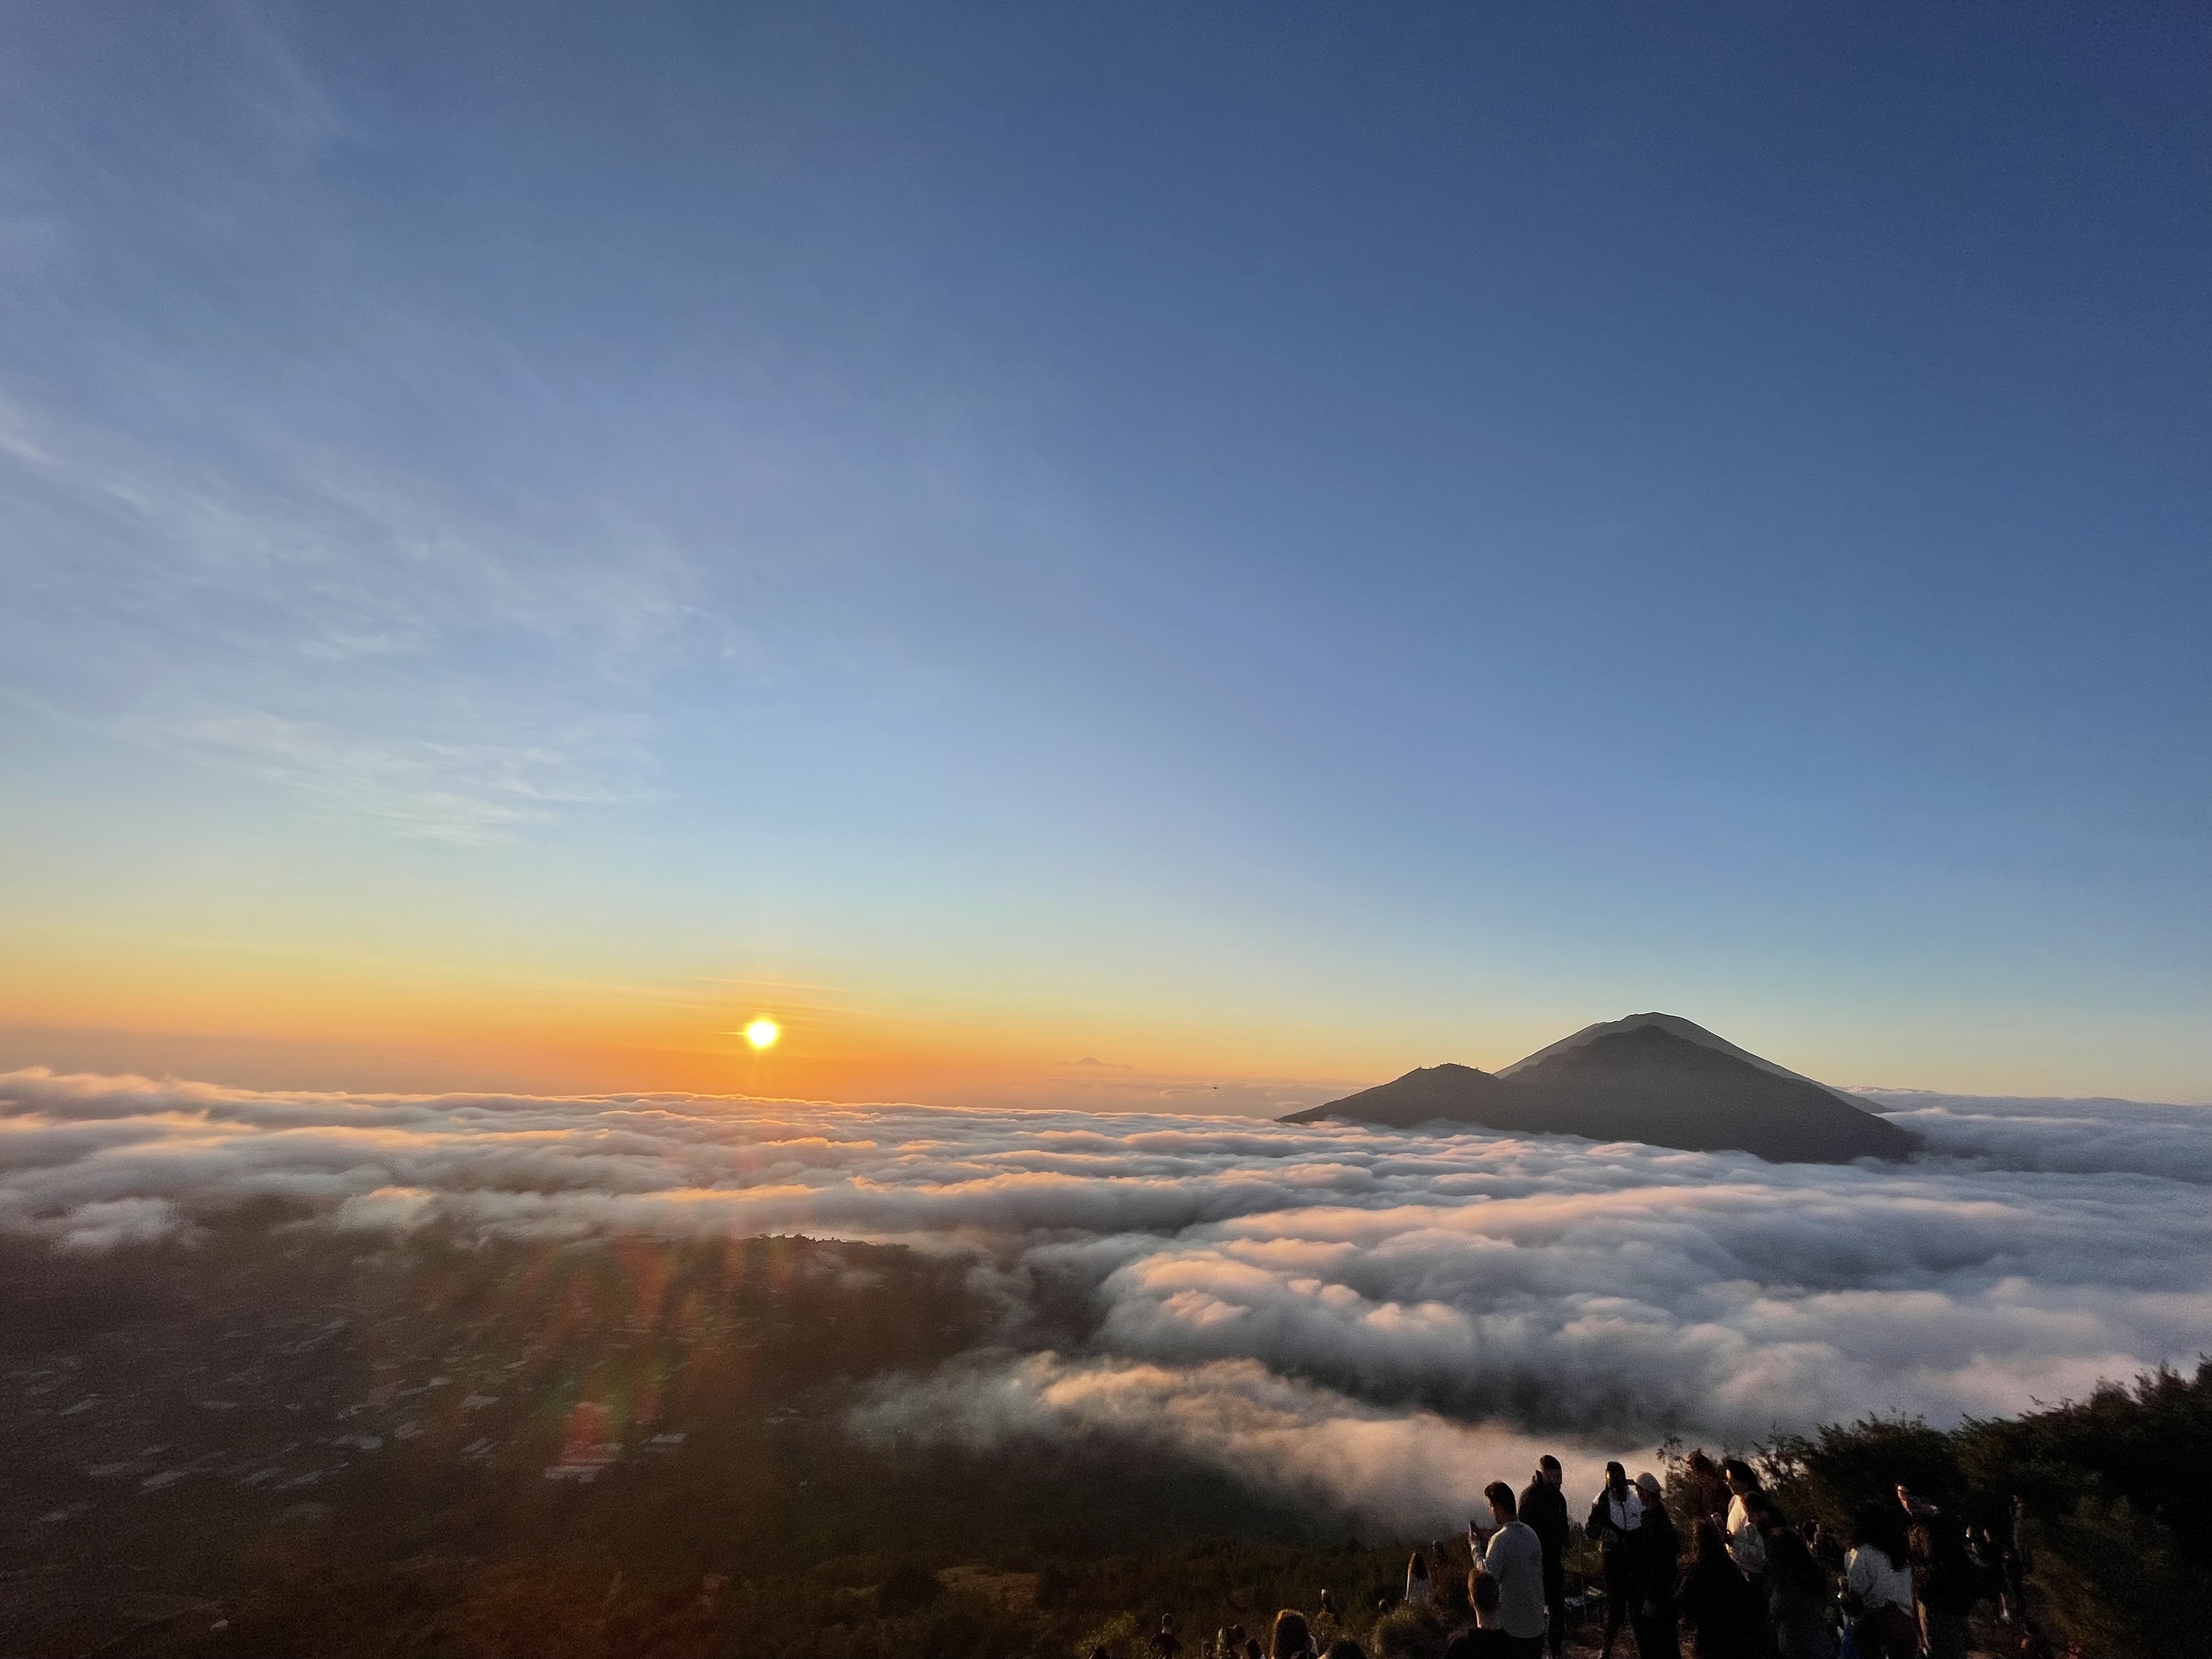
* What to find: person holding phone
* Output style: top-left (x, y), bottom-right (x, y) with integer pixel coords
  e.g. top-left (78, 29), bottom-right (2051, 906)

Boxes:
top-left (1467, 1481), bottom-right (1548, 1657)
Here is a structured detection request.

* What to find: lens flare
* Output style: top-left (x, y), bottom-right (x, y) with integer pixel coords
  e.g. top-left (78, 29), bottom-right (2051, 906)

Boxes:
top-left (743, 1018), bottom-right (781, 1051)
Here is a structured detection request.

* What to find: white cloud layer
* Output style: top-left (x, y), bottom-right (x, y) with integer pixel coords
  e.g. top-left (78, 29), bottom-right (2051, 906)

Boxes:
top-left (849, 1350), bottom-right (1616, 1533)
top-left (4, 1067), bottom-right (2207, 1510)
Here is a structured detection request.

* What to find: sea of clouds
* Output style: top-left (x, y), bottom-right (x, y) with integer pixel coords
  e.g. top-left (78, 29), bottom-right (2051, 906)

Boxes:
top-left (3, 1068), bottom-right (2207, 1527)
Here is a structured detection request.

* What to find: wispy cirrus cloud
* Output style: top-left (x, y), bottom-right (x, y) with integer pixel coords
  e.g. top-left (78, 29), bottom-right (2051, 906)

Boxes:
top-left (0, 386), bottom-right (698, 841)
top-left (0, 10), bottom-right (721, 846)
top-left (142, 707), bottom-right (653, 845)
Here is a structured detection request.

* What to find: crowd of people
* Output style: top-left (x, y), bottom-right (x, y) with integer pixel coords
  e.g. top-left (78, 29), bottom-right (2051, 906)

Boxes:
top-left (1589, 1449), bottom-right (2020, 1659)
top-left (1118, 1452), bottom-right (2046, 1659)
top-left (1568, 1452), bottom-right (1970, 1659)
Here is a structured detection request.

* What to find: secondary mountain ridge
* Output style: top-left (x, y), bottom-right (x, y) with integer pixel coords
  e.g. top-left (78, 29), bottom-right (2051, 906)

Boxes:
top-left (1280, 1013), bottom-right (1920, 1164)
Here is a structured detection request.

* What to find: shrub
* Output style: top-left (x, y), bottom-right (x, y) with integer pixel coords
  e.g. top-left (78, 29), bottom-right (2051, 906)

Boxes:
top-left (1368, 1599), bottom-right (1451, 1659)
top-left (2024, 1497), bottom-right (2211, 1659)
top-left (1075, 1609), bottom-right (1143, 1659)
top-left (876, 1561), bottom-right (946, 1618)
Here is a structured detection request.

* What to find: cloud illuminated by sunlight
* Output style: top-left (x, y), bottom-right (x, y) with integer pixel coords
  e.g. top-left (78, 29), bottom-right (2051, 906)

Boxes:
top-left (2, 1068), bottom-right (2205, 1448)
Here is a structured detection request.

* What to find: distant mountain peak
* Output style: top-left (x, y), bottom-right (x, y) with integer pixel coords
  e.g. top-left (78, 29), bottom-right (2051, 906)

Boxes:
top-left (1283, 1014), bottom-right (1918, 1164)
top-left (1498, 1011), bottom-right (1843, 1092)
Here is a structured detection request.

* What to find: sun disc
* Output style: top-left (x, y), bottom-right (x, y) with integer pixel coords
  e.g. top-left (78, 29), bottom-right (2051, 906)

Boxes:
top-left (743, 1018), bottom-right (781, 1051)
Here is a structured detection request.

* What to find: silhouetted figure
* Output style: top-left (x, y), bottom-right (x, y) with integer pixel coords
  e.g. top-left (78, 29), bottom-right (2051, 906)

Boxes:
top-left (1323, 1642), bottom-right (1366, 1659)
top-left (1964, 1525), bottom-right (2001, 1612)
top-left (2001, 1496), bottom-right (2031, 1630)
top-left (1683, 1451), bottom-right (1732, 1529)
top-left (1679, 1517), bottom-right (1762, 1659)
top-left (1272, 1609), bottom-right (1317, 1659)
top-left (1899, 1486), bottom-right (1975, 1659)
top-left (1586, 1460), bottom-right (1646, 1659)
top-left (1520, 1455), bottom-right (1571, 1659)
top-left (1633, 1472), bottom-right (1682, 1659)
top-left (1156, 1614), bottom-right (1184, 1659)
top-left (1763, 1528), bottom-right (1836, 1659)
top-left (1407, 1550), bottom-right (1435, 1608)
top-left (1444, 1571), bottom-right (1521, 1659)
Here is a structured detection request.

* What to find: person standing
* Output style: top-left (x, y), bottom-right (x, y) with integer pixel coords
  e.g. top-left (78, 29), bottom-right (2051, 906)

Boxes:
top-left (1762, 1528), bottom-right (1835, 1659)
top-left (1899, 1487), bottom-right (1974, 1659)
top-left (1585, 1461), bottom-right (1645, 1659)
top-left (1842, 1502), bottom-right (1916, 1659)
top-left (1632, 1473), bottom-right (1682, 1659)
top-left (1719, 1461), bottom-right (1770, 1607)
top-left (1406, 1551), bottom-right (1435, 1609)
top-left (1683, 1452), bottom-right (1732, 1528)
top-left (2000, 1495), bottom-right (2031, 1631)
top-left (1519, 1456), bottom-right (1571, 1659)
top-left (1679, 1519), bottom-right (1762, 1659)
top-left (1471, 1480), bottom-right (1550, 1658)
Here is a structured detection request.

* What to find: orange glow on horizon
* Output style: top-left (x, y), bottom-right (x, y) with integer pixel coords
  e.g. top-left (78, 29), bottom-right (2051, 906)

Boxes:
top-left (0, 918), bottom-right (1381, 1108)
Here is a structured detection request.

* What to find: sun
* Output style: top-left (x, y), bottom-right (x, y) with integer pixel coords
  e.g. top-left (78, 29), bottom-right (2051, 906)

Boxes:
top-left (743, 1017), bottom-right (781, 1051)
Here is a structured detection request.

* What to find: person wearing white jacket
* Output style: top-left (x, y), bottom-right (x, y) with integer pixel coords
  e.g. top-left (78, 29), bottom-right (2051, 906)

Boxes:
top-left (1404, 1550), bottom-right (1434, 1609)
top-left (1469, 1480), bottom-right (1548, 1657)
top-left (1582, 1462), bottom-right (1644, 1659)
top-left (1844, 1501), bottom-right (1918, 1659)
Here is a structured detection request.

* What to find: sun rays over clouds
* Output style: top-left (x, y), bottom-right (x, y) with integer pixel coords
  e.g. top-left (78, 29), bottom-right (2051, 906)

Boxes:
top-left (4, 1067), bottom-right (2207, 1501)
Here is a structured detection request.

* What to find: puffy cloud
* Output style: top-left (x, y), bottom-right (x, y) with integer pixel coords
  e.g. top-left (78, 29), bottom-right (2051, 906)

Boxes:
top-left (1855, 1088), bottom-right (2212, 1184)
top-left (4, 1067), bottom-right (2208, 1455)
top-left (850, 1350), bottom-right (1610, 1532)
top-left (44, 1195), bottom-right (189, 1253)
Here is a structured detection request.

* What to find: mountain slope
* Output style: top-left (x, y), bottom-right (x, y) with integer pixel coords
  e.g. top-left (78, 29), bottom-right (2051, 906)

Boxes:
top-left (1282, 1017), bottom-right (1919, 1164)
top-left (1277, 1062), bottom-right (1508, 1128)
top-left (1500, 1023), bottom-right (1919, 1161)
top-left (1497, 1010), bottom-right (1850, 1097)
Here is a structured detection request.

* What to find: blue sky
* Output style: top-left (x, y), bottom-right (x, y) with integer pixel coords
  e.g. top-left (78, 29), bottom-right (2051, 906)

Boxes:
top-left (1, 3), bottom-right (2206, 1100)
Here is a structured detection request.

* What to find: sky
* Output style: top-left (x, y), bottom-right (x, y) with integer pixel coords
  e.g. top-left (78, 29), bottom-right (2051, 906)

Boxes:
top-left (1, 2), bottom-right (2207, 1105)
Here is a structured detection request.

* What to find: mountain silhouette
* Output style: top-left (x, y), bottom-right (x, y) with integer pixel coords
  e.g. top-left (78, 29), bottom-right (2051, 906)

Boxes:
top-left (1281, 1014), bottom-right (1919, 1163)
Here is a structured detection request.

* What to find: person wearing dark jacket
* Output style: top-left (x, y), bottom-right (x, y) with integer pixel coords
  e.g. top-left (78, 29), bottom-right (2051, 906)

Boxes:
top-left (1763, 1528), bottom-right (1835, 1659)
top-left (1586, 1463), bottom-right (1647, 1659)
top-left (1679, 1518), bottom-right (1762, 1659)
top-left (1899, 1488), bottom-right (1975, 1659)
top-left (1631, 1474), bottom-right (1681, 1659)
top-left (1520, 1457), bottom-right (1571, 1659)
top-left (1682, 1452), bottom-right (1732, 1531)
